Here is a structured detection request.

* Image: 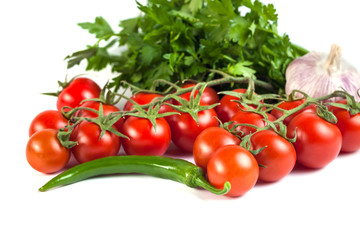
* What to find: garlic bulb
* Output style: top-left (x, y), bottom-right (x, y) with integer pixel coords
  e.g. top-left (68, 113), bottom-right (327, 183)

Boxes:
top-left (285, 44), bottom-right (360, 101)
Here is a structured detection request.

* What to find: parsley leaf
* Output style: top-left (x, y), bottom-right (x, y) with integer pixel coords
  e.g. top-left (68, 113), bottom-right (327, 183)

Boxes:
top-left (78, 16), bottom-right (114, 39)
top-left (228, 61), bottom-right (256, 78)
top-left (67, 0), bottom-right (308, 93)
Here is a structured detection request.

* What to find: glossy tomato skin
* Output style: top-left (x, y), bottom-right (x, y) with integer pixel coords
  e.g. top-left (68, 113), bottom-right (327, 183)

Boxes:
top-left (327, 99), bottom-right (347, 114)
top-left (121, 116), bottom-right (171, 156)
top-left (229, 111), bottom-right (275, 137)
top-left (215, 89), bottom-right (248, 123)
top-left (287, 112), bottom-right (342, 169)
top-left (271, 99), bottom-right (317, 125)
top-left (251, 130), bottom-right (296, 182)
top-left (193, 127), bottom-right (240, 171)
top-left (70, 121), bottom-right (121, 163)
top-left (172, 83), bottom-right (219, 106)
top-left (123, 92), bottom-right (172, 114)
top-left (77, 101), bottom-right (124, 131)
top-left (26, 129), bottom-right (70, 174)
top-left (29, 110), bottom-right (68, 137)
top-left (123, 92), bottom-right (161, 111)
top-left (167, 109), bottom-right (219, 152)
top-left (207, 145), bottom-right (259, 197)
top-left (57, 77), bottom-right (101, 112)
top-left (334, 110), bottom-right (360, 152)
top-left (329, 100), bottom-right (360, 153)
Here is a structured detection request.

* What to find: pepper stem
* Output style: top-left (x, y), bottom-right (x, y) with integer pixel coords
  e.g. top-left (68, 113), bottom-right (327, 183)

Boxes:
top-left (194, 175), bottom-right (231, 195)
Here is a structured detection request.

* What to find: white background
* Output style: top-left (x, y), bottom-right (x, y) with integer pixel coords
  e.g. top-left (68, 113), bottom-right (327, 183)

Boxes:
top-left (1, 1), bottom-right (360, 239)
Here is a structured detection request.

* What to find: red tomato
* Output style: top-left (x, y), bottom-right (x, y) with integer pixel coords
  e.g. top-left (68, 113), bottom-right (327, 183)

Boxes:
top-left (172, 83), bottom-right (219, 106)
top-left (271, 99), bottom-right (316, 125)
top-left (334, 110), bottom-right (360, 152)
top-left (329, 100), bottom-right (360, 153)
top-left (215, 89), bottom-right (261, 123)
top-left (207, 145), bottom-right (259, 197)
top-left (57, 77), bottom-right (101, 112)
top-left (215, 89), bottom-right (247, 123)
top-left (121, 116), bottom-right (171, 156)
top-left (167, 109), bottom-right (219, 152)
top-left (229, 111), bottom-right (275, 137)
top-left (123, 92), bottom-right (172, 114)
top-left (193, 127), bottom-right (240, 171)
top-left (250, 130), bottom-right (296, 182)
top-left (29, 110), bottom-right (68, 137)
top-left (26, 129), bottom-right (70, 173)
top-left (76, 101), bottom-right (124, 131)
top-left (287, 112), bottom-right (342, 169)
top-left (70, 121), bottom-right (121, 163)
top-left (327, 99), bottom-right (347, 114)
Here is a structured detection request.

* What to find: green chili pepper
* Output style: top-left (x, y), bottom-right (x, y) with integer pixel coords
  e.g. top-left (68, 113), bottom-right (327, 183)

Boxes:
top-left (38, 155), bottom-right (231, 195)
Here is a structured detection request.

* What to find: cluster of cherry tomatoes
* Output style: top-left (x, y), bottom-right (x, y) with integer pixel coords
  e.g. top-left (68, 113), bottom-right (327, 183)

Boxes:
top-left (26, 76), bottom-right (360, 197)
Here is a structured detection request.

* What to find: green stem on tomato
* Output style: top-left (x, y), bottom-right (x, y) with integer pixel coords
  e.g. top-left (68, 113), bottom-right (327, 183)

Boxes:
top-left (61, 106), bottom-right (99, 119)
top-left (59, 72), bottom-right (358, 151)
top-left (150, 79), bottom-right (182, 93)
top-left (114, 73), bottom-right (274, 113)
top-left (232, 88), bottom-right (358, 145)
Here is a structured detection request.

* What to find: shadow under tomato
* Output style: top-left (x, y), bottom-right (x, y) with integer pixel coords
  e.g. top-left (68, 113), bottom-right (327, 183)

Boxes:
top-left (289, 162), bottom-right (323, 175)
top-left (254, 162), bottom-right (323, 187)
top-left (338, 150), bottom-right (358, 156)
top-left (64, 154), bottom-right (80, 170)
top-left (164, 142), bottom-right (193, 159)
top-left (255, 179), bottom-right (276, 187)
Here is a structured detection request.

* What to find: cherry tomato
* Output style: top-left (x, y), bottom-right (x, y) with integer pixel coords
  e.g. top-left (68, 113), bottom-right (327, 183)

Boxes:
top-left (123, 92), bottom-right (172, 114)
top-left (167, 109), bottom-right (219, 152)
top-left (121, 116), bottom-right (171, 156)
top-left (287, 112), bottom-right (342, 169)
top-left (215, 89), bottom-right (260, 123)
top-left (327, 99), bottom-right (348, 114)
top-left (271, 99), bottom-right (317, 125)
top-left (250, 130), bottom-right (296, 182)
top-left (70, 121), bottom-right (121, 163)
top-left (57, 77), bottom-right (101, 112)
top-left (172, 83), bottom-right (219, 106)
top-left (207, 145), bottom-right (259, 197)
top-left (328, 99), bottom-right (360, 153)
top-left (26, 129), bottom-right (70, 174)
top-left (76, 101), bottom-right (124, 131)
top-left (29, 110), bottom-right (68, 137)
top-left (193, 127), bottom-right (240, 171)
top-left (229, 111), bottom-right (275, 137)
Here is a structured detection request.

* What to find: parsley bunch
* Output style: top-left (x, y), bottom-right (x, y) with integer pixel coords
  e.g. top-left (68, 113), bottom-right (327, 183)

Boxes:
top-left (65, 0), bottom-right (308, 93)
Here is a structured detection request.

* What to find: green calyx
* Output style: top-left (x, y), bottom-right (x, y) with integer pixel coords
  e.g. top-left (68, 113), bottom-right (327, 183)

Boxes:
top-left (79, 81), bottom-right (125, 106)
top-left (166, 82), bottom-right (219, 125)
top-left (42, 77), bottom-right (72, 97)
top-left (42, 74), bottom-right (91, 97)
top-left (126, 101), bottom-right (179, 131)
top-left (57, 103), bottom-right (128, 149)
top-left (84, 103), bottom-right (127, 139)
top-left (57, 122), bottom-right (78, 149)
